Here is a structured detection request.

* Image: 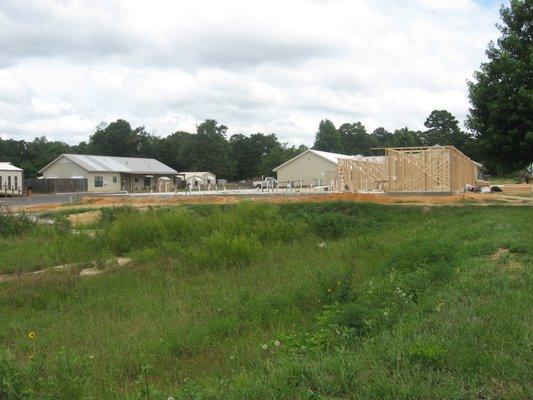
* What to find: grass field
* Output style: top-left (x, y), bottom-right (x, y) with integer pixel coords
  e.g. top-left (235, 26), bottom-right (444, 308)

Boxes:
top-left (0, 202), bottom-right (532, 399)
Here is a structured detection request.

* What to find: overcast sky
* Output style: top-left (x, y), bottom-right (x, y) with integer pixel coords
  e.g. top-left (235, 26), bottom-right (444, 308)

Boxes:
top-left (0, 0), bottom-right (503, 145)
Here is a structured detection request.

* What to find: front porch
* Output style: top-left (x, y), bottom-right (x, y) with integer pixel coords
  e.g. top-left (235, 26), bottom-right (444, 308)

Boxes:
top-left (120, 174), bottom-right (176, 192)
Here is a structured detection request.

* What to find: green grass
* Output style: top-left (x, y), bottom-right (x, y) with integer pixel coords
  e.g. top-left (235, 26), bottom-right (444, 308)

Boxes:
top-left (0, 202), bottom-right (531, 399)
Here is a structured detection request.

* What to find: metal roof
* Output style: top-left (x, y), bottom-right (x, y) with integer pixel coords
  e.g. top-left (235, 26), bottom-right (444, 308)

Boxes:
top-left (179, 172), bottom-right (216, 179)
top-left (273, 149), bottom-right (369, 171)
top-left (0, 162), bottom-right (23, 171)
top-left (40, 154), bottom-right (177, 175)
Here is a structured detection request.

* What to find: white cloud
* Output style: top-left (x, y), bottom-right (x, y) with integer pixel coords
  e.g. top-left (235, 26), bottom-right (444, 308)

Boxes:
top-left (0, 0), bottom-right (501, 145)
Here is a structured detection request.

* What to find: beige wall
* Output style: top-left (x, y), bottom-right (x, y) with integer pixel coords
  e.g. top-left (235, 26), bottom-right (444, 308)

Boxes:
top-left (42, 156), bottom-right (121, 192)
top-left (275, 152), bottom-right (337, 187)
top-left (0, 170), bottom-right (23, 191)
top-left (42, 156), bottom-right (87, 178)
top-left (87, 172), bottom-right (122, 192)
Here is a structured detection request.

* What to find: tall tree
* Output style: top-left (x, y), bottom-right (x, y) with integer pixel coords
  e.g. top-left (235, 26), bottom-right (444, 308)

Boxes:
top-left (338, 122), bottom-right (377, 155)
top-left (313, 119), bottom-right (341, 152)
top-left (259, 144), bottom-right (307, 178)
top-left (230, 133), bottom-right (281, 179)
top-left (88, 120), bottom-right (139, 157)
top-left (467, 0), bottom-right (533, 172)
top-left (423, 110), bottom-right (474, 156)
top-left (186, 119), bottom-right (233, 177)
top-left (390, 128), bottom-right (424, 147)
top-left (372, 127), bottom-right (395, 148)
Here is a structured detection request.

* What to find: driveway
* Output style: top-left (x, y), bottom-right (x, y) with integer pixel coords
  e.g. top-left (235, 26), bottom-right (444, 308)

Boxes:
top-left (0, 193), bottom-right (86, 207)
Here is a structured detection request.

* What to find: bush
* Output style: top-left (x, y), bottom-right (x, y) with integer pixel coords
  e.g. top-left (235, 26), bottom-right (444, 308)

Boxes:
top-left (0, 207), bottom-right (36, 236)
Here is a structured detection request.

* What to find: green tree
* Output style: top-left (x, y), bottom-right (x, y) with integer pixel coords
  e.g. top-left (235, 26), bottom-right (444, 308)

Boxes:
top-left (88, 120), bottom-right (140, 156)
top-left (185, 120), bottom-right (233, 177)
top-left (260, 144), bottom-right (307, 178)
top-left (390, 128), bottom-right (424, 147)
top-left (467, 0), bottom-right (533, 172)
top-left (372, 127), bottom-right (395, 148)
top-left (230, 133), bottom-right (282, 179)
top-left (313, 119), bottom-right (341, 152)
top-left (423, 110), bottom-right (474, 156)
top-left (338, 122), bottom-right (377, 155)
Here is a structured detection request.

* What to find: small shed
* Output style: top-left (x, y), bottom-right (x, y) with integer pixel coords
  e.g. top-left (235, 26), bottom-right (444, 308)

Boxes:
top-left (156, 176), bottom-right (172, 192)
top-left (178, 172), bottom-right (217, 187)
top-left (0, 162), bottom-right (23, 195)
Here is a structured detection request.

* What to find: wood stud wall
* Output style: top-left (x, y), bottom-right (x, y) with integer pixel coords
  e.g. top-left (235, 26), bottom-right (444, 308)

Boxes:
top-left (336, 146), bottom-right (480, 193)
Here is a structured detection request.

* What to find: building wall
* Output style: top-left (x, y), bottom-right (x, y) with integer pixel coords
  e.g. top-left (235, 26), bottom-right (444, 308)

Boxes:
top-left (87, 172), bottom-right (122, 192)
top-left (42, 156), bottom-right (122, 192)
top-left (42, 156), bottom-right (88, 179)
top-left (275, 152), bottom-right (337, 187)
top-left (0, 170), bottom-right (23, 191)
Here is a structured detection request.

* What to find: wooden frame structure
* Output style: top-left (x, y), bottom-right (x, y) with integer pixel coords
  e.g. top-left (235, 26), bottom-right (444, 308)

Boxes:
top-left (337, 146), bottom-right (481, 193)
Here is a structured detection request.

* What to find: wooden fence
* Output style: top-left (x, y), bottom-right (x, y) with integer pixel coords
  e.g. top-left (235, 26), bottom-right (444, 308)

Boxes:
top-left (25, 178), bottom-right (88, 193)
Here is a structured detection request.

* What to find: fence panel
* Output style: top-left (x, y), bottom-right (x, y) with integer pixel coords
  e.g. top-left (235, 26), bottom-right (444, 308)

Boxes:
top-left (25, 178), bottom-right (88, 193)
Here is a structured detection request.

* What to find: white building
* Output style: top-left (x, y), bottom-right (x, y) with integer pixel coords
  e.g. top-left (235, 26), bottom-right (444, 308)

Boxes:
top-left (273, 149), bottom-right (384, 188)
top-left (39, 154), bottom-right (177, 193)
top-left (273, 150), bottom-right (352, 187)
top-left (0, 162), bottom-right (23, 194)
top-left (178, 172), bottom-right (217, 188)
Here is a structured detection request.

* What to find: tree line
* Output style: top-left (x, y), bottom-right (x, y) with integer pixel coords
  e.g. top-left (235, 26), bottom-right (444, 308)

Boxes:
top-left (0, 1), bottom-right (530, 179)
top-left (0, 119), bottom-right (307, 179)
top-left (0, 109), bottom-right (476, 180)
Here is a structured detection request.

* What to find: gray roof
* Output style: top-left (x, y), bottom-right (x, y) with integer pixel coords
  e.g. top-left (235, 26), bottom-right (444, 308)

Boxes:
top-left (40, 154), bottom-right (177, 175)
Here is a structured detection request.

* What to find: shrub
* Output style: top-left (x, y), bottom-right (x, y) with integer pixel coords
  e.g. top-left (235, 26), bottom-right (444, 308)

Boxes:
top-left (0, 207), bottom-right (36, 236)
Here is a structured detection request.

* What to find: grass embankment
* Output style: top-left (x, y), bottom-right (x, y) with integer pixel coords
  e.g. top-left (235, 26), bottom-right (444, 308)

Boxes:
top-left (0, 202), bottom-right (531, 399)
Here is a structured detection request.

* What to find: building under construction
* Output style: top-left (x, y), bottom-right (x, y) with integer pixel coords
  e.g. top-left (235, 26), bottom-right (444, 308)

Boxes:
top-left (336, 145), bottom-right (483, 193)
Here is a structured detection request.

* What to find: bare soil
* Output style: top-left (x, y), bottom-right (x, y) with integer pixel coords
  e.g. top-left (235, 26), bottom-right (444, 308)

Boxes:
top-left (11, 191), bottom-right (533, 214)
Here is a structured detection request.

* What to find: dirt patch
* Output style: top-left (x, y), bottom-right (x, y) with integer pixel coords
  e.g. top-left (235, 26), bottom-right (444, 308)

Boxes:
top-left (0, 257), bottom-right (133, 284)
top-left (12, 191), bottom-right (533, 215)
top-left (67, 210), bottom-right (101, 227)
top-left (490, 248), bottom-right (510, 261)
top-left (489, 248), bottom-right (523, 274)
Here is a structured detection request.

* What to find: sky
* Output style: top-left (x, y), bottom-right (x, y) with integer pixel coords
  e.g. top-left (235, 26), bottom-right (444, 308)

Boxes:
top-left (0, 0), bottom-right (504, 146)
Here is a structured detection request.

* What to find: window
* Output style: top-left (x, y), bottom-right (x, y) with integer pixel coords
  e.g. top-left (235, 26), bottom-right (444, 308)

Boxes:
top-left (94, 176), bottom-right (104, 187)
top-left (14, 176), bottom-right (18, 188)
top-left (113, 176), bottom-right (117, 183)
top-left (0, 176), bottom-right (2, 187)
top-left (144, 177), bottom-right (151, 187)
top-left (8, 176), bottom-right (11, 187)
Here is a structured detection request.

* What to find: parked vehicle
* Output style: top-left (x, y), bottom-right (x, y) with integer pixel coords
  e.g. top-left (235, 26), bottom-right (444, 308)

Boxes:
top-left (253, 177), bottom-right (277, 189)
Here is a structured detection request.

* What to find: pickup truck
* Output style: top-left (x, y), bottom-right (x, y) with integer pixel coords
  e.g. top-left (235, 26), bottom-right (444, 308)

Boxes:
top-left (253, 177), bottom-right (277, 189)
